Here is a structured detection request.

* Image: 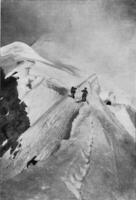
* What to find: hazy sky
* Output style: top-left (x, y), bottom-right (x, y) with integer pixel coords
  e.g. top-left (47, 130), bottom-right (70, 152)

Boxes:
top-left (2, 0), bottom-right (136, 45)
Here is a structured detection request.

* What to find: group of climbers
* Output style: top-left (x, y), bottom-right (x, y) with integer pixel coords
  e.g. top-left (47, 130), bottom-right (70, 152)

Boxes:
top-left (70, 86), bottom-right (88, 102)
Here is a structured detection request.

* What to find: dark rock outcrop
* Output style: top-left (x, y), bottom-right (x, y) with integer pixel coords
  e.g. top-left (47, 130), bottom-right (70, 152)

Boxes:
top-left (0, 67), bottom-right (30, 157)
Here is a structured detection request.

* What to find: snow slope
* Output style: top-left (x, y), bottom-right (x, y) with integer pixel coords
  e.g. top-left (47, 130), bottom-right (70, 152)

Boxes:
top-left (109, 104), bottom-right (136, 139)
top-left (0, 42), bottom-right (136, 200)
top-left (1, 42), bottom-right (85, 125)
top-left (1, 96), bottom-right (83, 180)
top-left (1, 75), bottom-right (136, 200)
top-left (1, 42), bottom-right (53, 65)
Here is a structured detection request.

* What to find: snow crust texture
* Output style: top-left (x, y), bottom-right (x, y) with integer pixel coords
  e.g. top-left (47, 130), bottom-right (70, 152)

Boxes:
top-left (0, 42), bottom-right (136, 200)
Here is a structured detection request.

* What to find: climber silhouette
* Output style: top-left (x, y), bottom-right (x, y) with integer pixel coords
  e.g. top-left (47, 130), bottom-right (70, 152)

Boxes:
top-left (81, 87), bottom-right (88, 102)
top-left (26, 79), bottom-right (32, 89)
top-left (27, 156), bottom-right (38, 168)
top-left (70, 86), bottom-right (77, 99)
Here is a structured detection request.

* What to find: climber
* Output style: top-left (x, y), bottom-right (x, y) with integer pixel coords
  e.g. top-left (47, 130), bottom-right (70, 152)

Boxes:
top-left (27, 156), bottom-right (38, 168)
top-left (26, 78), bottom-right (32, 89)
top-left (70, 86), bottom-right (77, 99)
top-left (81, 87), bottom-right (88, 102)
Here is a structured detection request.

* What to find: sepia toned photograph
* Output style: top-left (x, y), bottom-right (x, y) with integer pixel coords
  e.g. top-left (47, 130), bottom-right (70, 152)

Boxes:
top-left (0, 0), bottom-right (136, 199)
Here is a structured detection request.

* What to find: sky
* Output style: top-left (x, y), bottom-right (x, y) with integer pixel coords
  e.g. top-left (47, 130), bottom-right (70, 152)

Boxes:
top-left (1, 0), bottom-right (136, 105)
top-left (2, 0), bottom-right (136, 46)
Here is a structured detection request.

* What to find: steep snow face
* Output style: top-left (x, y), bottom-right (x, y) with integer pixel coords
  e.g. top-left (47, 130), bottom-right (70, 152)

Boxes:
top-left (108, 104), bottom-right (136, 139)
top-left (0, 41), bottom-right (84, 173)
top-left (1, 42), bottom-right (136, 200)
top-left (0, 42), bottom-right (84, 125)
top-left (1, 42), bottom-right (53, 65)
top-left (126, 105), bottom-right (136, 128)
top-left (0, 42), bottom-right (97, 164)
top-left (0, 73), bottom-right (98, 181)
top-left (1, 97), bottom-right (83, 181)
top-left (1, 77), bottom-right (136, 200)
top-left (1, 42), bottom-right (81, 79)
top-left (1, 41), bottom-right (133, 108)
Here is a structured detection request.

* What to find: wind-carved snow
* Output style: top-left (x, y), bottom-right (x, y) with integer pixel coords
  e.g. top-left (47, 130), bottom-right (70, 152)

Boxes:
top-left (5, 61), bottom-right (66, 126)
top-left (58, 78), bottom-right (111, 200)
top-left (0, 96), bottom-right (83, 181)
top-left (1, 42), bottom-right (80, 79)
top-left (1, 44), bottom-right (79, 127)
top-left (41, 76), bottom-right (136, 200)
top-left (109, 104), bottom-right (136, 139)
top-left (21, 76), bottom-right (67, 125)
top-left (1, 42), bottom-right (89, 128)
top-left (1, 42), bottom-right (136, 200)
top-left (60, 105), bottom-right (94, 200)
top-left (1, 42), bottom-right (53, 65)
top-left (0, 72), bottom-right (96, 182)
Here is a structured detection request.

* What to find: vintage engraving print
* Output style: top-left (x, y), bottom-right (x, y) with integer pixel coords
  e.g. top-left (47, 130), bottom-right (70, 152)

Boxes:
top-left (0, 1), bottom-right (136, 200)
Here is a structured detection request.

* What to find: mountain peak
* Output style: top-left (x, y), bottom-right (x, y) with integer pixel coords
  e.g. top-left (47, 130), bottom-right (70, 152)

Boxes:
top-left (0, 41), bottom-right (136, 200)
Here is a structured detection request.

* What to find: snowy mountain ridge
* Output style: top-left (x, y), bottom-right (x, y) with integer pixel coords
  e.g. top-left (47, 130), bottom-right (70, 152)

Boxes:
top-left (0, 42), bottom-right (136, 200)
